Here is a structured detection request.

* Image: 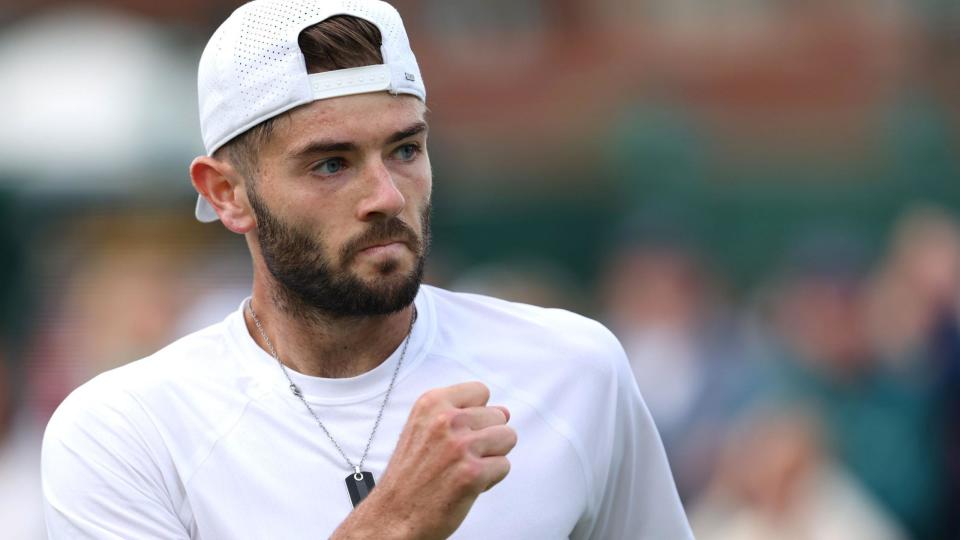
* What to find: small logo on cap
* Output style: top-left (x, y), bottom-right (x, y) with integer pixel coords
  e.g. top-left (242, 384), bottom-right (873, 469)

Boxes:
top-left (404, 72), bottom-right (416, 82)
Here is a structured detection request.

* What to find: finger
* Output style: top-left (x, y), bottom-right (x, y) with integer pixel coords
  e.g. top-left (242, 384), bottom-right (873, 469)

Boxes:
top-left (470, 424), bottom-right (518, 457)
top-left (452, 406), bottom-right (508, 431)
top-left (444, 381), bottom-right (490, 408)
top-left (479, 456), bottom-right (511, 492)
top-left (493, 405), bottom-right (510, 422)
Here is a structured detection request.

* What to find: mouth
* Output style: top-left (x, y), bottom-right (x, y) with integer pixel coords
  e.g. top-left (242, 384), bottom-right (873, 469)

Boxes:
top-left (343, 217), bottom-right (422, 262)
top-left (356, 240), bottom-right (411, 258)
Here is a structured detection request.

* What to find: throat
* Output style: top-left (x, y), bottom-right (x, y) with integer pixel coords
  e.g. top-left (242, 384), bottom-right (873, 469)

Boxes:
top-left (245, 298), bottom-right (417, 379)
top-left (286, 348), bottom-right (389, 379)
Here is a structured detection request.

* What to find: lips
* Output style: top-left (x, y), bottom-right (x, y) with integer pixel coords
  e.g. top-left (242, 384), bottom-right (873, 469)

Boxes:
top-left (361, 239), bottom-right (407, 251)
top-left (361, 242), bottom-right (402, 253)
top-left (354, 239), bottom-right (414, 261)
top-left (343, 217), bottom-right (421, 261)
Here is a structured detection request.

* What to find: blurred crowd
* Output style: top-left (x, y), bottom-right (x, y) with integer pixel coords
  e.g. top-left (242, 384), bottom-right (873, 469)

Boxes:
top-left (601, 205), bottom-right (959, 540)
top-left (1, 0), bottom-right (959, 539)
top-left (4, 203), bottom-right (960, 539)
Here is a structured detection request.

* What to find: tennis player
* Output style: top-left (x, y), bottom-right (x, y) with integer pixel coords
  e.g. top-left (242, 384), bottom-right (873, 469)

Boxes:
top-left (41, 1), bottom-right (692, 538)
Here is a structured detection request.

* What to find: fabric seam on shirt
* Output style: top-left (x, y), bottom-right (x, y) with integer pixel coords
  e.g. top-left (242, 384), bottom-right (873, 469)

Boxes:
top-left (125, 390), bottom-right (212, 530)
top-left (175, 393), bottom-right (260, 492)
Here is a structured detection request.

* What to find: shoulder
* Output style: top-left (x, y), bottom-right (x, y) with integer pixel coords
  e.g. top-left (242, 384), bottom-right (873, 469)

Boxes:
top-left (44, 317), bottom-right (254, 467)
top-left (39, 325), bottom-right (242, 539)
top-left (428, 287), bottom-right (622, 353)
top-left (52, 319), bottom-right (232, 407)
top-left (423, 285), bottom-right (626, 381)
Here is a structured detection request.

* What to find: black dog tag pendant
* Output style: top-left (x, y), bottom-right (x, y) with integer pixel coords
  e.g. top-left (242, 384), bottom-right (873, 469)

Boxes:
top-left (345, 470), bottom-right (375, 507)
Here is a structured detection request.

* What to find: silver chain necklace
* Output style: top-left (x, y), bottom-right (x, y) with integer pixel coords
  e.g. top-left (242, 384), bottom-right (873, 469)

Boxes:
top-left (247, 299), bottom-right (416, 507)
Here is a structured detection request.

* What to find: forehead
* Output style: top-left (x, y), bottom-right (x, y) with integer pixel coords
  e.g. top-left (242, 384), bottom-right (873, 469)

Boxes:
top-left (268, 92), bottom-right (427, 155)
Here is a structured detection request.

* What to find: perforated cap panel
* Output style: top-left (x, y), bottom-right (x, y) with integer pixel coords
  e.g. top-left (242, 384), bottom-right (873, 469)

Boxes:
top-left (195, 0), bottom-right (425, 222)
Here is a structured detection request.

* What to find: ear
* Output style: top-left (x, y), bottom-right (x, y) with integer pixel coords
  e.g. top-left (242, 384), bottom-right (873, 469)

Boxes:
top-left (190, 156), bottom-right (256, 234)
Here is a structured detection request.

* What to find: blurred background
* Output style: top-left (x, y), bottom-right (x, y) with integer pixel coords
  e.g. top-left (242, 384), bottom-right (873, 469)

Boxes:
top-left (1, 0), bottom-right (958, 538)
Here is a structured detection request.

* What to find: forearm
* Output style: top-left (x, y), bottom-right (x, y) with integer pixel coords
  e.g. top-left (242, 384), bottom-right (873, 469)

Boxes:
top-left (329, 494), bottom-right (416, 540)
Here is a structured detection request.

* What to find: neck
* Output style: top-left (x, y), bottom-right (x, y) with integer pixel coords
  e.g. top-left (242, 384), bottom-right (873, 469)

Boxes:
top-left (245, 284), bottom-right (416, 379)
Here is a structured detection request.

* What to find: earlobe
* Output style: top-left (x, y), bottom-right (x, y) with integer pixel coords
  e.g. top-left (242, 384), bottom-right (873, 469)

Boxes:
top-left (189, 156), bottom-right (256, 234)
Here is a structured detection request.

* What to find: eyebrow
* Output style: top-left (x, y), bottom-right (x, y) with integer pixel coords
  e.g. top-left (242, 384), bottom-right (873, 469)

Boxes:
top-left (386, 122), bottom-right (428, 144)
top-left (289, 121), bottom-right (428, 161)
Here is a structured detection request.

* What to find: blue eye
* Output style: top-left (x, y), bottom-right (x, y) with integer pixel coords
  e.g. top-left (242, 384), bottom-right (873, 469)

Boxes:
top-left (313, 158), bottom-right (346, 175)
top-left (395, 144), bottom-right (419, 161)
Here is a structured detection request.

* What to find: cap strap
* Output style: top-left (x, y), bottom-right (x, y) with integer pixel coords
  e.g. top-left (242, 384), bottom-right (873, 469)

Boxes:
top-left (309, 64), bottom-right (392, 101)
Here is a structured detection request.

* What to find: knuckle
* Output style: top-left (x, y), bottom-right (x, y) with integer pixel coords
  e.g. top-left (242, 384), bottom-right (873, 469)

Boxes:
top-left (440, 432), bottom-right (471, 463)
top-left (455, 457), bottom-right (483, 487)
top-left (414, 391), bottom-right (439, 411)
top-left (450, 434), bottom-right (472, 457)
top-left (448, 409), bottom-right (470, 430)
top-left (431, 410), bottom-right (454, 433)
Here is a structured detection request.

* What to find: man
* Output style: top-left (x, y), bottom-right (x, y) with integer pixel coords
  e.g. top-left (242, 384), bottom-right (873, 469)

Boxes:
top-left (41, 1), bottom-right (692, 538)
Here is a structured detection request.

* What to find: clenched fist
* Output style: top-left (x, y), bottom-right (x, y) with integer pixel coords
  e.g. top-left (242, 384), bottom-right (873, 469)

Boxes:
top-left (332, 381), bottom-right (517, 540)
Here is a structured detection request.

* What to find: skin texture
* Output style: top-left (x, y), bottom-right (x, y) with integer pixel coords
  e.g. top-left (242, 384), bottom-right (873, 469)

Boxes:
top-left (189, 93), bottom-right (517, 538)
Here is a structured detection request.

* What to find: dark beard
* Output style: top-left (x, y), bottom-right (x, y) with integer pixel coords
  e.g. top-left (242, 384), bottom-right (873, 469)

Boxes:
top-left (248, 186), bottom-right (430, 319)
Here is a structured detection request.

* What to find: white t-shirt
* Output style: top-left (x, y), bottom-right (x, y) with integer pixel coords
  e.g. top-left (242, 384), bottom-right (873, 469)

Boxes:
top-left (42, 286), bottom-right (692, 539)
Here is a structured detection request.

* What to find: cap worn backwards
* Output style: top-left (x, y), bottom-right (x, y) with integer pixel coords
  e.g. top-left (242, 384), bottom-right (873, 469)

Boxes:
top-left (194, 0), bottom-right (426, 223)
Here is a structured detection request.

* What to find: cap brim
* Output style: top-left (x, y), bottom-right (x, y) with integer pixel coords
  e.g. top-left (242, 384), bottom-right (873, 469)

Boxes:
top-left (195, 195), bottom-right (220, 223)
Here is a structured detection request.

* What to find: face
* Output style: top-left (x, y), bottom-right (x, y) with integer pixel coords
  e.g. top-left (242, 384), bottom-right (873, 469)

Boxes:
top-left (244, 93), bottom-right (432, 318)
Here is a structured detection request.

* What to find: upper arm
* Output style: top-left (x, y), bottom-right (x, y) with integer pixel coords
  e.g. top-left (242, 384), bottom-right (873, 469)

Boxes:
top-left (572, 326), bottom-right (694, 540)
top-left (41, 385), bottom-right (190, 539)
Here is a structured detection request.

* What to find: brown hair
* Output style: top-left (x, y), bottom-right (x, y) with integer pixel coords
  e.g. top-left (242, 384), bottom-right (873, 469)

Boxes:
top-left (216, 16), bottom-right (383, 179)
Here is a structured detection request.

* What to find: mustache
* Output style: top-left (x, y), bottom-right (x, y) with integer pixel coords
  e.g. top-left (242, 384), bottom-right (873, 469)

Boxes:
top-left (340, 217), bottom-right (421, 261)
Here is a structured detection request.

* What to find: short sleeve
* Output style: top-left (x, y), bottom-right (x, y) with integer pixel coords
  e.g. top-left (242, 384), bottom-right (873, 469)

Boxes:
top-left (572, 329), bottom-right (694, 540)
top-left (41, 380), bottom-right (190, 539)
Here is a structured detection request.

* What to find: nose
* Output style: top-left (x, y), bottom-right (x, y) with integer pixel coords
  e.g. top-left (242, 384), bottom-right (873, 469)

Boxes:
top-left (355, 158), bottom-right (405, 221)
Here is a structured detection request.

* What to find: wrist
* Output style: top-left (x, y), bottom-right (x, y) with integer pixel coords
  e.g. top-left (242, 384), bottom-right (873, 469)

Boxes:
top-left (330, 494), bottom-right (415, 540)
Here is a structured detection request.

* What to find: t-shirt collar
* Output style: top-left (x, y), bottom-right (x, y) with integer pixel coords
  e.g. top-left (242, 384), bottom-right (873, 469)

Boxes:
top-left (226, 286), bottom-right (435, 405)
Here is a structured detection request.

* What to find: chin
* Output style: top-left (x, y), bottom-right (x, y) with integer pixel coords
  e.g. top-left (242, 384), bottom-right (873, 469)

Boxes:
top-left (356, 253), bottom-right (414, 278)
top-left (355, 278), bottom-right (422, 316)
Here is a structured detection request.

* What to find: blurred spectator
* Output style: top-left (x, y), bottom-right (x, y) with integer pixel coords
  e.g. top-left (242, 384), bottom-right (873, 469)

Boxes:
top-left (865, 205), bottom-right (960, 366)
top-left (690, 407), bottom-right (906, 540)
top-left (599, 232), bottom-right (749, 500)
top-left (866, 205), bottom-right (960, 538)
top-left (25, 213), bottom-right (216, 417)
top-left (753, 230), bottom-right (947, 539)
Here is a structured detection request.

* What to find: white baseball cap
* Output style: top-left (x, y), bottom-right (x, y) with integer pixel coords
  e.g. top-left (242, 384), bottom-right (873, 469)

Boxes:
top-left (194, 0), bottom-right (426, 223)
